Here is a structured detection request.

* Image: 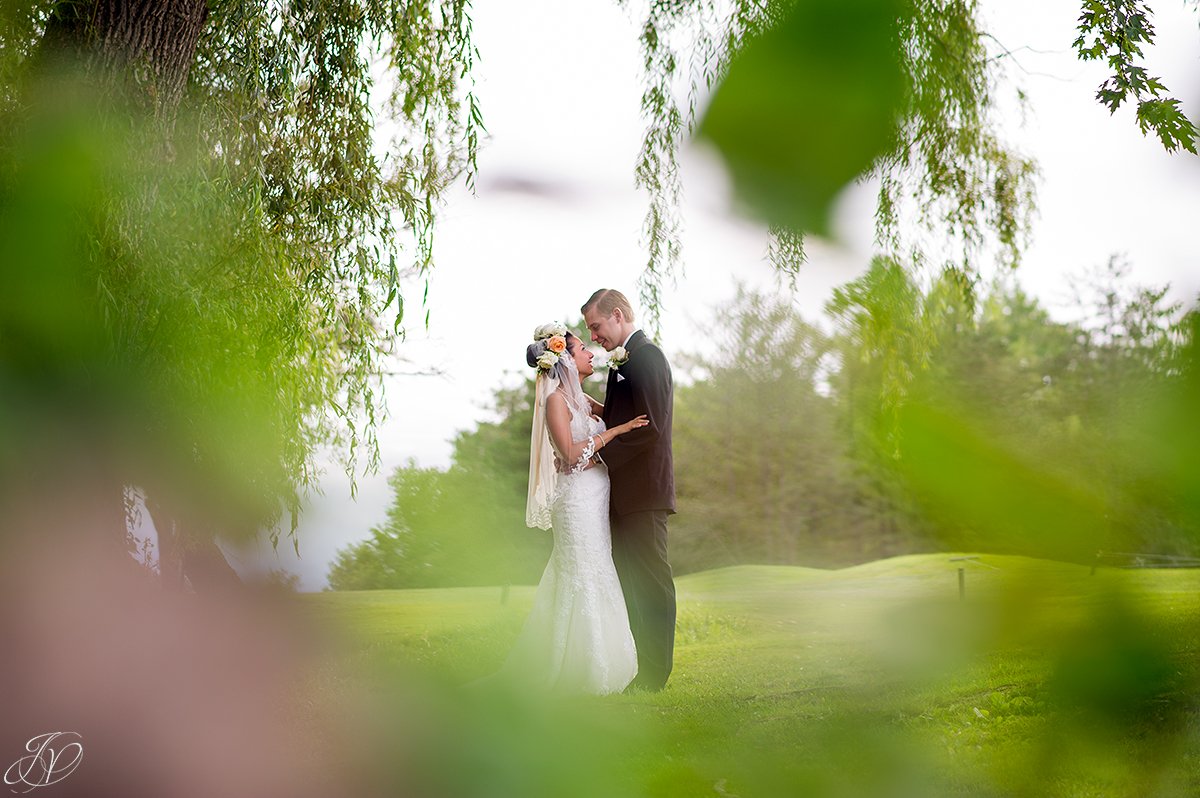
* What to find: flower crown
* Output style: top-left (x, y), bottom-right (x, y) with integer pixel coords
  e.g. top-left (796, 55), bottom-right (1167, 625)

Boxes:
top-left (531, 322), bottom-right (569, 373)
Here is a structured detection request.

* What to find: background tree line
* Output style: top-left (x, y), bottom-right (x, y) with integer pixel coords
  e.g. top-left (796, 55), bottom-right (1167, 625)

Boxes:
top-left (329, 261), bottom-right (1198, 589)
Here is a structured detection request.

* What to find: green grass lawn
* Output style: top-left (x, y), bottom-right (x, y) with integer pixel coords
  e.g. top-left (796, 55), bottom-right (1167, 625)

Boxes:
top-left (294, 554), bottom-right (1200, 797)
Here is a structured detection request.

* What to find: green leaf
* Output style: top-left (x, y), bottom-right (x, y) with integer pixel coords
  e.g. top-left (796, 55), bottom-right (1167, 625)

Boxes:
top-left (698, 0), bottom-right (912, 236)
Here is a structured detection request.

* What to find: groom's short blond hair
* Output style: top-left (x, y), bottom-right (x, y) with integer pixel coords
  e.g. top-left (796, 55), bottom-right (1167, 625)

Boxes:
top-left (582, 289), bottom-right (635, 323)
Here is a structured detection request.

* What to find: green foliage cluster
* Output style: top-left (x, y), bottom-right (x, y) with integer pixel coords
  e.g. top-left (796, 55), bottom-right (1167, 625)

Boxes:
top-left (0, 0), bottom-right (480, 549)
top-left (834, 255), bottom-right (1197, 561)
top-left (0, 84), bottom-right (333, 539)
top-left (698, 0), bottom-right (911, 236)
top-left (1074, 0), bottom-right (1198, 153)
top-left (670, 289), bottom-right (880, 570)
top-left (185, 0), bottom-right (480, 495)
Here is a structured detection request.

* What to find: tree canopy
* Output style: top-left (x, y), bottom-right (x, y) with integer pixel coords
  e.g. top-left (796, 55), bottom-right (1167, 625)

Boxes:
top-left (0, 0), bottom-right (480, 558)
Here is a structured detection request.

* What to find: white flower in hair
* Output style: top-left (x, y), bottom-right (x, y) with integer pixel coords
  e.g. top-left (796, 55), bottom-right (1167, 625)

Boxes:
top-left (536, 351), bottom-right (560, 370)
top-left (533, 322), bottom-right (568, 341)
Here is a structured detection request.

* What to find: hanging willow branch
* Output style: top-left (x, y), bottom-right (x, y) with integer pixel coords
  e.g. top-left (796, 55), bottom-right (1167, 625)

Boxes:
top-left (622, 0), bottom-right (1195, 331)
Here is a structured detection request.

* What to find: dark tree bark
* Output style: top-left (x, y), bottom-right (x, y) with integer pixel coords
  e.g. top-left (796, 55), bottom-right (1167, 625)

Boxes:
top-left (40, 0), bottom-right (209, 115)
top-left (147, 497), bottom-right (244, 592)
top-left (183, 538), bottom-right (243, 592)
top-left (146, 498), bottom-right (186, 591)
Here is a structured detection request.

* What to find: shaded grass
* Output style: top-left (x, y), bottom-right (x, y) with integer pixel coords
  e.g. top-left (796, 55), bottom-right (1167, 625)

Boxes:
top-left (295, 554), bottom-right (1200, 797)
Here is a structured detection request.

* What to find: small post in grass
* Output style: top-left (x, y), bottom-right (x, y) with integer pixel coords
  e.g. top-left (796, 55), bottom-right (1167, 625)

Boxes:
top-left (950, 555), bottom-right (989, 599)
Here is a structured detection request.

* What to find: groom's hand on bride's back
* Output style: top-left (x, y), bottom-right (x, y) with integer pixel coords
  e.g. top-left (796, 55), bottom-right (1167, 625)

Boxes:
top-left (554, 453), bottom-right (600, 473)
top-left (553, 452), bottom-right (593, 473)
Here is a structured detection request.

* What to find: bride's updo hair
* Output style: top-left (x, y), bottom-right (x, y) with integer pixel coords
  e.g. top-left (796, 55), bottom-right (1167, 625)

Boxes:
top-left (526, 330), bottom-right (579, 368)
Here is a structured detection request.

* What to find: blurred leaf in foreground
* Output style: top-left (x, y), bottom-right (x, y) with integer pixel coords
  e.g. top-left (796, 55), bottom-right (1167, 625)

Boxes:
top-left (893, 400), bottom-right (1111, 561)
top-left (698, 0), bottom-right (911, 235)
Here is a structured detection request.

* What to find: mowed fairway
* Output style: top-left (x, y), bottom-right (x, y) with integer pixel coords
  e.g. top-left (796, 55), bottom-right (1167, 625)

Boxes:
top-left (297, 555), bottom-right (1200, 797)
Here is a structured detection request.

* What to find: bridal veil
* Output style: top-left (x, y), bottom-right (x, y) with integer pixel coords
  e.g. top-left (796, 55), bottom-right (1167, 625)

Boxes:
top-left (525, 344), bottom-right (590, 530)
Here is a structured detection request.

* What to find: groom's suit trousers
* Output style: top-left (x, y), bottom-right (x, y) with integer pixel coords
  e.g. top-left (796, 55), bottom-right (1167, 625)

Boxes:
top-left (611, 508), bottom-right (676, 690)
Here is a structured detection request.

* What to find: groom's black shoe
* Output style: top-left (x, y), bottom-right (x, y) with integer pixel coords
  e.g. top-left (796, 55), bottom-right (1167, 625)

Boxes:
top-left (626, 678), bottom-right (667, 694)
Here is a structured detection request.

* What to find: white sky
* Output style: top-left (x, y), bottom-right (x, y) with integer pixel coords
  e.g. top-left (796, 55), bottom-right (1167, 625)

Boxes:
top-left (218, 0), bottom-right (1200, 591)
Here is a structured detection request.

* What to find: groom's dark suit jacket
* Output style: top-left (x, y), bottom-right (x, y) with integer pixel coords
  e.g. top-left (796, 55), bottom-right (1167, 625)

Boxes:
top-left (600, 330), bottom-right (676, 517)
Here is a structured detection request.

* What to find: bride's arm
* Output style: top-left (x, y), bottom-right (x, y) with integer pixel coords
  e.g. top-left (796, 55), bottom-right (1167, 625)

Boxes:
top-left (546, 393), bottom-right (648, 471)
top-left (545, 394), bottom-right (595, 466)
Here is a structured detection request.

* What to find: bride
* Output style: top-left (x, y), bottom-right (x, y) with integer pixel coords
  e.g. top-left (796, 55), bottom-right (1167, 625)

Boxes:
top-left (493, 323), bottom-right (647, 695)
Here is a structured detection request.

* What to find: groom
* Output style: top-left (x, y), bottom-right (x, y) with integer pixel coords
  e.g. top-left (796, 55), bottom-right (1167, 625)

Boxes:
top-left (582, 289), bottom-right (677, 691)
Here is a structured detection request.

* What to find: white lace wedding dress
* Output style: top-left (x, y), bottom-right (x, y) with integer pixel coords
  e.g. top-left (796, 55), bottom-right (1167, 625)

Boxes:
top-left (500, 405), bottom-right (637, 695)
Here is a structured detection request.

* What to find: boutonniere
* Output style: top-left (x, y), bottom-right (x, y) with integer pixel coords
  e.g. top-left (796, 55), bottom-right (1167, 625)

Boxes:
top-left (608, 346), bottom-right (629, 371)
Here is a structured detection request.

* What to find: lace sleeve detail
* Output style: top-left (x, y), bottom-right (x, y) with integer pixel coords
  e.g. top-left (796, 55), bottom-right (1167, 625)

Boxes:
top-left (571, 435), bottom-right (596, 475)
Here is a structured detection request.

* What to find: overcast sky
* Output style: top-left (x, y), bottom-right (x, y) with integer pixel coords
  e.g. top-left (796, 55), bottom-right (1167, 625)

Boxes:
top-left (217, 0), bottom-right (1200, 591)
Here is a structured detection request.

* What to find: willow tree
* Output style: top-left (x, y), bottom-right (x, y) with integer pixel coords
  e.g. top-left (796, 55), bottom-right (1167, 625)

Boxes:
top-left (0, 1), bottom-right (479, 583)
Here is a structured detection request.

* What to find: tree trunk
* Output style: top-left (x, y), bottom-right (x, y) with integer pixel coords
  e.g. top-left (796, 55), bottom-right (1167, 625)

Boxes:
top-left (40, 0), bottom-right (209, 116)
top-left (146, 497), bottom-right (186, 591)
top-left (183, 538), bottom-right (243, 592)
top-left (147, 497), bottom-right (243, 593)
top-left (37, 2), bottom-right (244, 591)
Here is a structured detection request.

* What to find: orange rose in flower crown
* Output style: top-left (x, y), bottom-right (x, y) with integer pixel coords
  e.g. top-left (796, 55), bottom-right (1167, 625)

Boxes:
top-left (530, 322), bottom-right (570, 374)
